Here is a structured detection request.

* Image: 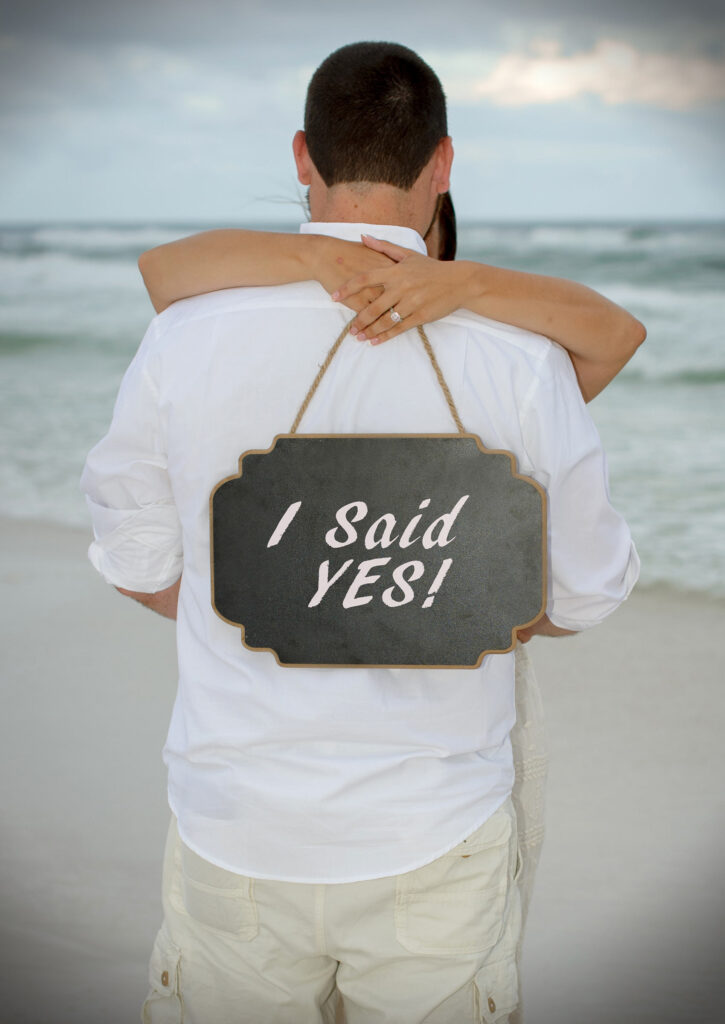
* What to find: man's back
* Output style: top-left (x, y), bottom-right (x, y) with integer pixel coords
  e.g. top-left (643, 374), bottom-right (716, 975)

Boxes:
top-left (82, 222), bottom-right (638, 884)
top-left (82, 43), bottom-right (642, 1023)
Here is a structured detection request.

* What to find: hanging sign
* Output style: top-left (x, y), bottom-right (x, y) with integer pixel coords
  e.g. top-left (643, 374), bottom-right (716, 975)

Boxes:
top-left (210, 433), bottom-right (546, 668)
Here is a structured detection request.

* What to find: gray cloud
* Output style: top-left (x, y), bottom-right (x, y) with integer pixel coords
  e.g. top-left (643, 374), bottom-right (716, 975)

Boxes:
top-left (434, 40), bottom-right (725, 110)
top-left (4, 0), bottom-right (724, 122)
top-left (4, 0), bottom-right (725, 51)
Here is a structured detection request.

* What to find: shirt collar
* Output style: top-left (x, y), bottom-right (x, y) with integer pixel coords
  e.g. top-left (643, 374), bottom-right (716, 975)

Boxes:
top-left (299, 221), bottom-right (427, 255)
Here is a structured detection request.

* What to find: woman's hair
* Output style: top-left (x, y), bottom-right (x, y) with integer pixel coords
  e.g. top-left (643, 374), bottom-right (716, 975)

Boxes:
top-left (424, 192), bottom-right (457, 261)
top-left (304, 42), bottom-right (447, 190)
top-left (436, 192), bottom-right (457, 261)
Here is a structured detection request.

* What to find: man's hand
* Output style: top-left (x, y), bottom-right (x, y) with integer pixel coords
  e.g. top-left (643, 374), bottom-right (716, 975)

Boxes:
top-left (516, 613), bottom-right (576, 644)
top-left (116, 578), bottom-right (181, 620)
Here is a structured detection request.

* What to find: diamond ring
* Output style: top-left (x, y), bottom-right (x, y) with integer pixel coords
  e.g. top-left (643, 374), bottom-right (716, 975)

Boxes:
top-left (389, 308), bottom-right (402, 324)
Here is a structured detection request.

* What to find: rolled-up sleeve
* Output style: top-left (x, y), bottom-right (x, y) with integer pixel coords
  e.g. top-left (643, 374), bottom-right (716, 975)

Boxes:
top-left (80, 320), bottom-right (183, 592)
top-left (522, 342), bottom-right (640, 631)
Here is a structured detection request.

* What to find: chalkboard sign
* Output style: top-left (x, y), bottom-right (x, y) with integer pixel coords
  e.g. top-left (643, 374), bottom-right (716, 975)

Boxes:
top-left (210, 434), bottom-right (546, 668)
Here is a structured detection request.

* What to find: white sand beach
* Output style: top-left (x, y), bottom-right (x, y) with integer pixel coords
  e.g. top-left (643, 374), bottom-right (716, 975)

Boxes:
top-left (1, 516), bottom-right (723, 1023)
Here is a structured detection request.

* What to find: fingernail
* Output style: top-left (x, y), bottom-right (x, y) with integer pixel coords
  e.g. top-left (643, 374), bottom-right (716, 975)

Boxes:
top-left (357, 333), bottom-right (366, 341)
top-left (331, 290), bottom-right (339, 300)
top-left (350, 325), bottom-right (358, 335)
top-left (369, 337), bottom-right (380, 345)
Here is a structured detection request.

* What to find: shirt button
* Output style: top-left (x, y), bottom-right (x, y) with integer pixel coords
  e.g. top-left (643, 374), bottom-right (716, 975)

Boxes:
top-left (161, 970), bottom-right (170, 987)
top-left (488, 996), bottom-right (497, 1014)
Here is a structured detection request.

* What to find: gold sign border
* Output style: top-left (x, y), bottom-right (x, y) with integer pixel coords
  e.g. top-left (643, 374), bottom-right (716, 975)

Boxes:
top-left (209, 432), bottom-right (548, 669)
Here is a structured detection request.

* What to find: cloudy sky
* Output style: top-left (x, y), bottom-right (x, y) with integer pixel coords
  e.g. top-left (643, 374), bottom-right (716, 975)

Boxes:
top-left (2, 0), bottom-right (724, 223)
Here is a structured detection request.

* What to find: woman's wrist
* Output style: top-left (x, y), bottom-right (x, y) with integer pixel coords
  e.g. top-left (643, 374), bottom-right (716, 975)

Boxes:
top-left (453, 260), bottom-right (486, 310)
top-left (299, 233), bottom-right (332, 284)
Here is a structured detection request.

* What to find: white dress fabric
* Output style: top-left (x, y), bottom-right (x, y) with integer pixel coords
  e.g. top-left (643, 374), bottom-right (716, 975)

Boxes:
top-left (509, 644), bottom-right (549, 1024)
top-left (511, 643), bottom-right (548, 928)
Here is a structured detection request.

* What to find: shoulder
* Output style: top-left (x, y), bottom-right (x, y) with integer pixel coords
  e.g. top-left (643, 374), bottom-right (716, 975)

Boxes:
top-left (441, 308), bottom-right (574, 393)
top-left (436, 309), bottom-right (583, 423)
top-left (150, 282), bottom-right (334, 342)
top-left (443, 308), bottom-right (556, 366)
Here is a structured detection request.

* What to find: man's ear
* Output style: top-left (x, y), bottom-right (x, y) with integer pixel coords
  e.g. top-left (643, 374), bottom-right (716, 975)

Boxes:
top-left (293, 130), bottom-right (313, 186)
top-left (432, 136), bottom-right (454, 194)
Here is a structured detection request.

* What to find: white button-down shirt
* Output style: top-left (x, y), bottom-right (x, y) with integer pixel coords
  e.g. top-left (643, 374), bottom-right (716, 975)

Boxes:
top-left (81, 221), bottom-right (639, 882)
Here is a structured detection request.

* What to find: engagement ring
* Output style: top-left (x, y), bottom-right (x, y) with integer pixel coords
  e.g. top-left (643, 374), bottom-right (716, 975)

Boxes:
top-left (389, 309), bottom-right (402, 324)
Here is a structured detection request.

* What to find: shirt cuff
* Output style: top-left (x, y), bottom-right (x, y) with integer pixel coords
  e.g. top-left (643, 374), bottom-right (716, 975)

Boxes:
top-left (86, 497), bottom-right (183, 592)
top-left (547, 541), bottom-right (641, 632)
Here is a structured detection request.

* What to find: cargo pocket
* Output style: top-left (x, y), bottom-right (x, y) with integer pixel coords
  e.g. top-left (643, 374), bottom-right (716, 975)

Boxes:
top-left (141, 925), bottom-right (183, 1024)
top-left (394, 805), bottom-right (514, 956)
top-left (474, 958), bottom-right (519, 1023)
top-left (175, 840), bottom-right (259, 939)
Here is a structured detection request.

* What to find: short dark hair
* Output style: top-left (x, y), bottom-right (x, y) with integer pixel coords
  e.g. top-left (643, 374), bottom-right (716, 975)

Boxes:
top-left (304, 42), bottom-right (448, 190)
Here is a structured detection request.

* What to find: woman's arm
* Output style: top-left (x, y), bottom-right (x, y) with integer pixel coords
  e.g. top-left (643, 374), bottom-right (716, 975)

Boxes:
top-left (335, 237), bottom-right (646, 403)
top-left (138, 229), bottom-right (391, 314)
top-left (138, 229), bottom-right (646, 403)
top-left (444, 260), bottom-right (646, 403)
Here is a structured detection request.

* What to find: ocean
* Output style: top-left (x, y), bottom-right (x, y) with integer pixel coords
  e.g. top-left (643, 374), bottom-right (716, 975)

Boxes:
top-left (1, 221), bottom-right (723, 597)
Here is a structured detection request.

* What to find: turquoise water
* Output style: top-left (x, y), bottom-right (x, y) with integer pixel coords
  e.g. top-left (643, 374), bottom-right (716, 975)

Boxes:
top-left (1, 221), bottom-right (723, 595)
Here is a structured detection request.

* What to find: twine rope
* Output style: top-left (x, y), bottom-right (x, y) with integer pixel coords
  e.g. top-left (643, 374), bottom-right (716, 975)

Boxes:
top-left (290, 320), bottom-right (465, 435)
top-left (415, 325), bottom-right (465, 434)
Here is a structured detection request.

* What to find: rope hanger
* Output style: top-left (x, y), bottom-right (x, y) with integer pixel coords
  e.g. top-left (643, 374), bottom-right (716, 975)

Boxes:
top-left (290, 321), bottom-right (466, 435)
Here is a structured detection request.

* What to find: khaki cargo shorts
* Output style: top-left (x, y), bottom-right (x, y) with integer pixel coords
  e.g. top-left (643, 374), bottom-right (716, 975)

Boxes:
top-left (142, 798), bottom-right (522, 1024)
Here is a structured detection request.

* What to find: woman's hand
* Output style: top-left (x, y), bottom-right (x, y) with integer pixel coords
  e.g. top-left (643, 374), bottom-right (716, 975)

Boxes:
top-left (332, 235), bottom-right (472, 344)
top-left (310, 235), bottom-right (395, 314)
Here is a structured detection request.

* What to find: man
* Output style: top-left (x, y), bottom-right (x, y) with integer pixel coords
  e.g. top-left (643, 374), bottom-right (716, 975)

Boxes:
top-left (81, 42), bottom-right (638, 1024)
